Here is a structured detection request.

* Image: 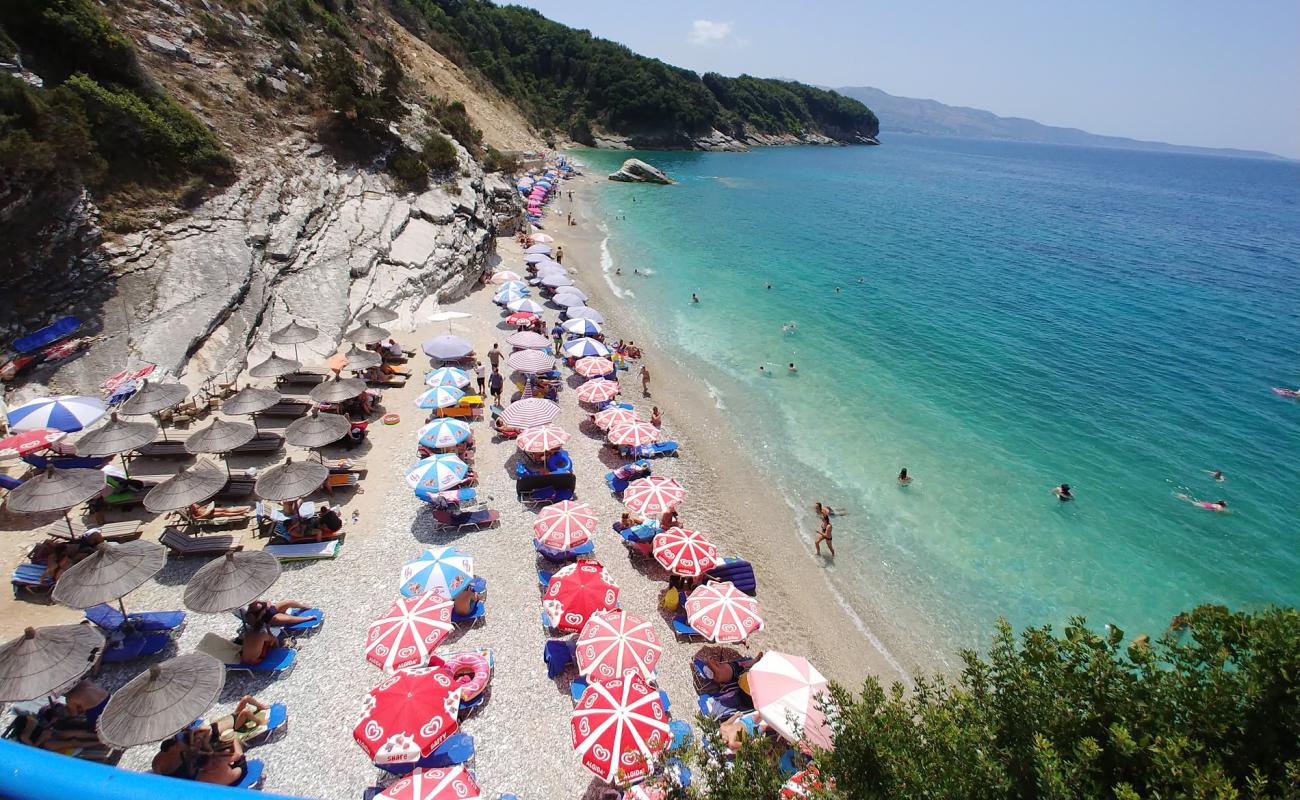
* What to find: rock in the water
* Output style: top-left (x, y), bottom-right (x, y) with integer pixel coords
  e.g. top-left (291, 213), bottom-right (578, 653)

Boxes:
top-left (607, 158), bottom-right (674, 184)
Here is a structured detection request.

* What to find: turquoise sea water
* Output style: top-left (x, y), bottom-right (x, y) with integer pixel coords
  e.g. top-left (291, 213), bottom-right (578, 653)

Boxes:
top-left (576, 137), bottom-right (1300, 664)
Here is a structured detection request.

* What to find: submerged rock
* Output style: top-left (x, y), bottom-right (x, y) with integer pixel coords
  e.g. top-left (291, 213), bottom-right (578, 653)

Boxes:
top-left (607, 158), bottom-right (674, 185)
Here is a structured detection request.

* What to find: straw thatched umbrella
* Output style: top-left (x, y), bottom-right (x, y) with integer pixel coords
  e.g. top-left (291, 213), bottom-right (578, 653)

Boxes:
top-left (248, 351), bottom-right (301, 379)
top-left (119, 379), bottom-right (189, 441)
top-left (184, 418), bottom-right (256, 475)
top-left (52, 540), bottom-right (166, 615)
top-left (345, 321), bottom-right (390, 345)
top-left (222, 386), bottom-right (281, 417)
top-left (97, 654), bottom-right (225, 748)
top-left (268, 319), bottom-right (320, 363)
top-left (343, 344), bottom-right (382, 371)
top-left (285, 409), bottom-right (351, 454)
top-left (143, 459), bottom-right (227, 514)
top-left (254, 457), bottom-right (327, 501)
top-left (357, 305), bottom-right (399, 325)
top-left (308, 376), bottom-right (367, 405)
top-left (75, 413), bottom-right (158, 458)
top-left (183, 550), bottom-right (280, 613)
top-left (7, 467), bottom-right (105, 537)
top-left (0, 625), bottom-right (105, 702)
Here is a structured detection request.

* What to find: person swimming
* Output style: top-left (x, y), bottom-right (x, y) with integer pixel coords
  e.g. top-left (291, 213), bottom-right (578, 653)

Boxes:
top-left (1177, 494), bottom-right (1229, 512)
top-left (897, 468), bottom-right (913, 486)
top-left (1205, 469), bottom-right (1225, 482)
top-left (788, 363), bottom-right (797, 373)
top-left (1053, 483), bottom-right (1074, 501)
top-left (782, 322), bottom-right (798, 334)
top-left (765, 282), bottom-right (772, 290)
top-left (692, 293), bottom-right (699, 303)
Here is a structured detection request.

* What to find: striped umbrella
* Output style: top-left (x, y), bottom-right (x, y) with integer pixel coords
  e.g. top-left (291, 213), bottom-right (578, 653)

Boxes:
top-left (576, 610), bottom-right (662, 683)
top-left (506, 330), bottom-right (551, 350)
top-left (525, 244), bottom-right (552, 255)
top-left (498, 279), bottom-right (529, 292)
top-left (652, 527), bottom-right (720, 577)
top-left (607, 421), bottom-right (659, 447)
top-left (499, 398), bottom-right (560, 428)
top-left (507, 349), bottom-right (554, 374)
top-left (405, 454), bottom-right (469, 496)
top-left (530, 233), bottom-right (554, 243)
top-left (507, 298), bottom-right (545, 315)
top-left (354, 667), bottom-right (461, 766)
top-left (575, 379), bottom-right (620, 404)
top-left (398, 547), bottom-right (474, 599)
top-left (7, 396), bottom-right (106, 432)
top-left (575, 357), bottom-right (615, 378)
top-left (748, 652), bottom-right (835, 751)
top-left (562, 318), bottom-right (602, 336)
top-left (563, 338), bottom-right (611, 358)
top-left (417, 418), bottom-right (471, 449)
top-left (622, 476), bottom-right (684, 515)
top-left (540, 274), bottom-right (574, 289)
top-left (566, 307), bottom-right (605, 323)
top-left (378, 766), bottom-right (484, 800)
top-left (781, 765), bottom-right (832, 799)
top-left (532, 500), bottom-right (598, 550)
top-left (506, 311), bottom-right (538, 328)
top-left (592, 407), bottom-right (641, 430)
top-left (571, 676), bottom-right (669, 785)
top-left (494, 288), bottom-right (527, 305)
top-left (542, 560), bottom-right (619, 633)
top-left (551, 294), bottom-right (586, 309)
top-left (490, 271), bottom-right (523, 284)
top-left (425, 367), bottom-right (471, 389)
top-left (554, 286), bottom-right (588, 301)
top-left (515, 425), bottom-right (570, 455)
top-left (365, 593), bottom-right (455, 674)
top-left (685, 582), bottom-right (764, 643)
top-left (415, 385), bottom-right (465, 410)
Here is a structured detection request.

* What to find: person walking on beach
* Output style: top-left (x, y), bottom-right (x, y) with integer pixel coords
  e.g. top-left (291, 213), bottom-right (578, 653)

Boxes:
top-left (488, 368), bottom-right (503, 406)
top-left (815, 517), bottom-right (835, 556)
top-left (550, 322), bottom-right (564, 351)
top-left (474, 360), bottom-right (486, 396)
top-left (554, 245), bottom-right (564, 264)
top-left (487, 343), bottom-right (502, 371)
top-left (640, 364), bottom-right (651, 396)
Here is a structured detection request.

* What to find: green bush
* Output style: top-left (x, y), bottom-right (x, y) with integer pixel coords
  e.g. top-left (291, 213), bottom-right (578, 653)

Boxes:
top-left (0, 72), bottom-right (104, 186)
top-left (0, 0), bottom-right (142, 87)
top-left (482, 144), bottom-right (519, 174)
top-left (420, 132), bottom-right (457, 172)
top-left (434, 98), bottom-right (481, 155)
top-left (387, 148), bottom-right (428, 191)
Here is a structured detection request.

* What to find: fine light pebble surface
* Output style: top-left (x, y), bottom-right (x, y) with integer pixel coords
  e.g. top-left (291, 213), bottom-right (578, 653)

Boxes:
top-left (2, 171), bottom-right (903, 799)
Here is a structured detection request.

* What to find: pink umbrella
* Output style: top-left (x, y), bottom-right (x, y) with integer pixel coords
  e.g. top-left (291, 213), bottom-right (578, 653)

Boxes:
top-left (490, 271), bottom-right (522, 284)
top-left (576, 610), bottom-right (663, 683)
top-left (543, 559), bottom-right (619, 633)
top-left (0, 428), bottom-right (65, 460)
top-left (571, 676), bottom-right (669, 785)
top-left (652, 527), bottom-right (719, 577)
top-left (575, 379), bottom-right (620, 404)
top-left (607, 421), bottom-right (659, 447)
top-left (364, 593), bottom-right (455, 674)
top-left (592, 407), bottom-right (641, 431)
top-left (505, 312), bottom-right (538, 328)
top-left (354, 667), bottom-right (462, 765)
top-left (516, 425), bottom-right (571, 455)
top-left (748, 652), bottom-right (835, 751)
top-left (379, 766), bottom-right (485, 800)
top-left (685, 581), bottom-right (763, 643)
top-left (622, 476), bottom-right (684, 515)
top-left (574, 357), bottom-right (614, 378)
top-left (533, 500), bottom-right (598, 550)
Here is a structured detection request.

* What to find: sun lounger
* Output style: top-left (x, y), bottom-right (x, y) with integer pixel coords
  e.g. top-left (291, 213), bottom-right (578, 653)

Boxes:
top-left (697, 689), bottom-right (754, 721)
top-left (11, 563), bottom-right (52, 599)
top-left (230, 432), bottom-right (284, 454)
top-left (168, 511), bottom-right (251, 532)
top-left (258, 399), bottom-right (310, 417)
top-left (191, 702), bottom-right (287, 748)
top-left (85, 604), bottom-right (185, 634)
top-left (22, 454), bottom-right (110, 470)
top-left (365, 375), bottom-right (408, 388)
top-left (669, 720), bottom-right (692, 752)
top-left (452, 600), bottom-right (486, 627)
top-left (620, 441), bottom-right (680, 459)
top-left (36, 519), bottom-right (144, 542)
top-left (197, 632), bottom-right (296, 675)
top-left (160, 529), bottom-right (243, 557)
top-left (323, 472), bottom-right (362, 492)
top-left (516, 473), bottom-right (576, 505)
top-left (434, 405), bottom-right (481, 420)
top-left (672, 616), bottom-right (704, 641)
top-left (322, 458), bottom-right (368, 473)
top-left (101, 631), bottom-right (172, 663)
top-left (217, 476), bottom-right (255, 499)
top-left (431, 509), bottom-right (499, 532)
top-left (237, 759), bottom-right (266, 789)
top-left (706, 558), bottom-right (757, 596)
top-left (276, 371), bottom-right (328, 386)
top-left (264, 539), bottom-right (342, 561)
top-left (605, 460), bottom-right (651, 494)
top-left (533, 539), bottom-right (595, 562)
top-left (543, 640), bottom-right (575, 678)
top-left (132, 440), bottom-right (192, 459)
top-left (374, 733), bottom-right (475, 776)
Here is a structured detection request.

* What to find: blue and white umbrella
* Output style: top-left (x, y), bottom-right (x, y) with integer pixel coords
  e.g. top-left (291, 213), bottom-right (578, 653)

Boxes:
top-left (425, 367), bottom-right (471, 389)
top-left (566, 307), bottom-right (605, 323)
top-left (499, 280), bottom-right (529, 293)
top-left (525, 244), bottom-right (552, 255)
top-left (399, 546), bottom-right (474, 599)
top-left (552, 294), bottom-right (586, 309)
top-left (562, 318), bottom-right (602, 336)
top-left (494, 288), bottom-right (527, 305)
top-left (7, 395), bottom-right (107, 432)
top-left (417, 418), bottom-right (472, 449)
top-left (563, 337), bottom-right (612, 358)
top-left (415, 385), bottom-right (465, 409)
top-left (507, 298), bottom-right (545, 315)
top-left (405, 454), bottom-right (470, 497)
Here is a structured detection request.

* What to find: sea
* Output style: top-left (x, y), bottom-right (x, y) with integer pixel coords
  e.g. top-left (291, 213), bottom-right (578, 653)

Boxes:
top-left (574, 135), bottom-right (1300, 668)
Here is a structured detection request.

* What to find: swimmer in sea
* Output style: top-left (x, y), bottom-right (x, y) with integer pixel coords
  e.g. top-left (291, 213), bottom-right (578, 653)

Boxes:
top-left (692, 293), bottom-right (699, 303)
top-left (765, 282), bottom-right (772, 290)
top-left (615, 268), bottom-right (622, 275)
top-left (1177, 495), bottom-right (1229, 512)
top-left (858, 276), bottom-right (865, 283)
top-left (782, 322), bottom-right (797, 334)
top-left (788, 363), bottom-right (797, 373)
top-left (1053, 483), bottom-right (1074, 501)
top-left (835, 287), bottom-right (841, 294)
top-left (897, 468), bottom-right (913, 486)
top-left (1205, 469), bottom-right (1225, 482)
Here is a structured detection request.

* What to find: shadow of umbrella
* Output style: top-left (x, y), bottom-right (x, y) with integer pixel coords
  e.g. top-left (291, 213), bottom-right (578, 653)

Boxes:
top-left (52, 539), bottom-right (166, 620)
top-left (6, 467), bottom-right (105, 538)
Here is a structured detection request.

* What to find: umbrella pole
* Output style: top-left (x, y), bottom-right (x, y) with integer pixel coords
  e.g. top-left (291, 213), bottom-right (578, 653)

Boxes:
top-left (222, 455), bottom-right (232, 477)
top-left (63, 510), bottom-right (76, 539)
top-left (119, 453), bottom-right (132, 480)
top-left (117, 596), bottom-right (130, 620)
top-left (156, 412), bottom-right (170, 442)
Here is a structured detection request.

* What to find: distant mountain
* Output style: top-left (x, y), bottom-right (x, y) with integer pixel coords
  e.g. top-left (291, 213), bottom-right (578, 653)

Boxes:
top-left (836, 86), bottom-right (1283, 160)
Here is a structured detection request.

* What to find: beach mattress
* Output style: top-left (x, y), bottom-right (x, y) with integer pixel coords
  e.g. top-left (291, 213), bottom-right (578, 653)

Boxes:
top-left (13, 316), bottom-right (81, 353)
top-left (264, 540), bottom-right (341, 561)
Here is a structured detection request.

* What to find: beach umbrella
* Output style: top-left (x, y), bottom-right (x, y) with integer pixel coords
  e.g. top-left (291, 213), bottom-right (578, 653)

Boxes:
top-left (405, 454), bottom-right (469, 496)
top-left (354, 667), bottom-right (462, 766)
top-left (576, 610), bottom-right (663, 684)
top-left (6, 467), bottom-right (104, 522)
top-left (417, 418), bottom-right (472, 450)
top-left (346, 321), bottom-right (391, 345)
top-left (7, 395), bottom-right (106, 432)
top-left (571, 675), bottom-right (669, 785)
top-left (365, 593), bottom-right (455, 674)
top-left (506, 349), bottom-right (554, 374)
top-left (357, 305), bottom-right (400, 325)
top-left (221, 386), bottom-right (281, 416)
top-left (563, 337), bottom-right (611, 358)
top-left (344, 344), bottom-right (383, 370)
top-left (551, 294), bottom-right (586, 309)
top-left (254, 457), bottom-right (328, 501)
top-left (268, 319), bottom-right (320, 363)
top-left (97, 654), bottom-right (224, 748)
top-left (183, 550), bottom-right (281, 613)
top-left (415, 385), bottom-right (465, 410)
top-left (498, 280), bottom-right (529, 293)
top-left (566, 307), bottom-right (604, 323)
top-left (490, 271), bottom-right (523, 285)
top-left (0, 428), bottom-right (66, 460)
top-left (524, 253), bottom-right (550, 265)
top-left (0, 624), bottom-right (103, 702)
top-left (562, 318), bottom-right (602, 337)
top-left (506, 298), bottom-right (545, 315)
top-left (555, 287), bottom-right (588, 301)
top-left (531, 233), bottom-right (554, 243)
top-left (285, 409), bottom-right (351, 450)
top-left (542, 560), bottom-right (619, 633)
top-left (494, 288), bottom-right (527, 305)
top-left (52, 539), bottom-right (165, 610)
top-left (652, 527), bottom-right (719, 577)
top-left (592, 407), bottom-right (641, 432)
top-left (535, 264), bottom-right (566, 278)
top-left (399, 546), bottom-right (474, 601)
top-left (533, 500), bottom-right (597, 550)
top-left (143, 459), bottom-right (227, 513)
top-left (748, 652), bottom-right (835, 751)
top-left (499, 398), bottom-right (560, 428)
top-left (607, 421), bottom-right (659, 447)
top-left (575, 357), bottom-right (615, 378)
top-left (540, 274), bottom-right (574, 288)
top-left (506, 330), bottom-right (550, 350)
top-left (505, 312), bottom-right (538, 328)
top-left (515, 425), bottom-right (571, 455)
top-left (575, 379), bottom-right (620, 404)
top-left (422, 335), bottom-right (473, 361)
top-left (248, 351), bottom-right (301, 379)
top-left (309, 376), bottom-right (367, 404)
top-left (781, 765), bottom-right (832, 799)
top-left (119, 382), bottom-right (188, 417)
top-left (377, 766), bottom-right (484, 800)
top-left (525, 244), bottom-right (552, 255)
top-left (622, 476), bottom-right (684, 515)
top-left (73, 413), bottom-right (157, 458)
top-left (184, 417), bottom-right (255, 457)
top-left (425, 366), bottom-right (471, 389)
top-left (685, 582), bottom-right (764, 644)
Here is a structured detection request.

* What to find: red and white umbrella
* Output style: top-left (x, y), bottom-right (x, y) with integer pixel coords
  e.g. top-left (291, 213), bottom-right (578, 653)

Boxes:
top-left (516, 425), bottom-right (571, 455)
top-left (354, 667), bottom-right (462, 765)
top-left (543, 559), bottom-right (619, 633)
top-left (576, 610), bottom-right (663, 683)
top-left (379, 765), bottom-right (484, 800)
top-left (575, 379), bottom-right (620, 404)
top-left (591, 407), bottom-right (641, 431)
top-left (625, 785), bottom-right (668, 800)
top-left (574, 357), bottom-right (614, 378)
top-left (685, 581), bottom-right (764, 644)
top-left (622, 476), bottom-right (684, 515)
top-left (652, 527), bottom-right (719, 577)
top-left (0, 428), bottom-right (65, 460)
top-left (490, 271), bottom-right (523, 284)
top-left (506, 311), bottom-right (538, 328)
top-left (365, 593), bottom-right (455, 674)
top-left (533, 500), bottom-right (598, 550)
top-left (607, 421), bottom-right (659, 447)
top-left (571, 676), bottom-right (670, 785)
top-left (748, 652), bottom-right (835, 750)
top-left (780, 765), bottom-right (833, 798)
top-left (499, 398), bottom-right (560, 428)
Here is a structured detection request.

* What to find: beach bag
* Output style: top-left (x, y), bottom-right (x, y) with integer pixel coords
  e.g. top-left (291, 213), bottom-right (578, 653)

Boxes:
top-left (660, 587), bottom-right (680, 613)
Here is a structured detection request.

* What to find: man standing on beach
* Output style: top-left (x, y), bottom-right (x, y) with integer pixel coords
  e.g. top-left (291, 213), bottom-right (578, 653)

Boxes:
top-left (550, 322), bottom-right (564, 351)
top-left (474, 360), bottom-right (486, 396)
top-left (489, 368), bottom-right (503, 406)
top-left (555, 245), bottom-right (564, 264)
top-left (640, 364), bottom-right (651, 396)
top-left (487, 343), bottom-right (502, 372)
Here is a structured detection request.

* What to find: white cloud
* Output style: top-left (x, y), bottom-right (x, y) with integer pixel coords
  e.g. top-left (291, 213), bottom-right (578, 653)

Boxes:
top-left (688, 20), bottom-right (734, 46)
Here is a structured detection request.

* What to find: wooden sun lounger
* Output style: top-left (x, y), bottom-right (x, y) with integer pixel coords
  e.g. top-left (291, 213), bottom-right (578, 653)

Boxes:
top-left (275, 371), bottom-right (328, 386)
top-left (322, 472), bottom-right (362, 492)
top-left (230, 432), bottom-right (285, 454)
top-left (365, 376), bottom-right (407, 388)
top-left (322, 458), bottom-right (367, 474)
top-left (160, 529), bottom-right (243, 557)
top-left (217, 477), bottom-right (256, 499)
top-left (258, 400), bottom-right (311, 417)
top-left (36, 519), bottom-right (144, 542)
top-left (134, 440), bottom-right (192, 459)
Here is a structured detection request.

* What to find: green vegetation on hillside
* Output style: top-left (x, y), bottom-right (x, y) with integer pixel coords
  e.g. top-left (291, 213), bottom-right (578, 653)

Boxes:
top-left (385, 0), bottom-right (878, 143)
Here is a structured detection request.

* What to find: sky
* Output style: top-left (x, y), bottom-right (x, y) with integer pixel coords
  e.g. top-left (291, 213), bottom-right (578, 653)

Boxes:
top-left (515, 1), bottom-right (1300, 158)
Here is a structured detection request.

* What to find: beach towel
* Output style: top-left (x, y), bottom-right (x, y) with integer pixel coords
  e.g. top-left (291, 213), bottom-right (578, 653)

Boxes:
top-left (264, 540), bottom-right (341, 561)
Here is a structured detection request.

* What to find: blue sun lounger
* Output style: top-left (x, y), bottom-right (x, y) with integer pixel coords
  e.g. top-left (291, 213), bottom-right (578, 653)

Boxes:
top-left (452, 600), bottom-right (486, 627)
top-left (86, 603), bottom-right (185, 633)
top-left (620, 441), bottom-right (680, 459)
top-left (101, 631), bottom-right (172, 663)
top-left (11, 563), bottom-right (51, 598)
top-left (697, 689), bottom-right (754, 721)
top-left (672, 616), bottom-right (703, 640)
top-left (190, 703), bottom-right (288, 747)
top-left (197, 632), bottom-right (296, 676)
top-left (237, 759), bottom-right (266, 789)
top-left (605, 459), bottom-right (651, 493)
top-left (375, 733), bottom-right (475, 776)
top-left (543, 640), bottom-right (575, 678)
top-left (533, 538), bottom-right (594, 561)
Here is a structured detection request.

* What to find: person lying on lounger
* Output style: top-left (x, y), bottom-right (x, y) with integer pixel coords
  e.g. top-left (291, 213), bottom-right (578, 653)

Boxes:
top-left (453, 585), bottom-right (483, 618)
top-left (153, 737), bottom-right (201, 779)
top-left (615, 512), bottom-right (646, 531)
top-left (195, 696), bottom-right (270, 742)
top-left (284, 506), bottom-right (343, 542)
top-left (7, 679), bottom-right (109, 751)
top-left (38, 530), bottom-right (104, 583)
top-left (189, 502), bottom-right (252, 519)
top-left (698, 653), bottom-right (763, 686)
top-left (196, 734), bottom-right (248, 786)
